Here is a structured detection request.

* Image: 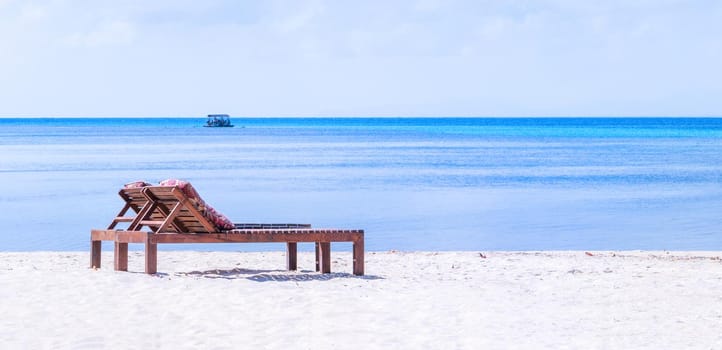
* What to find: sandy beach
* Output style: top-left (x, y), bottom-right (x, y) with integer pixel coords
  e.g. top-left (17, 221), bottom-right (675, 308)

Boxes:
top-left (1, 250), bottom-right (721, 349)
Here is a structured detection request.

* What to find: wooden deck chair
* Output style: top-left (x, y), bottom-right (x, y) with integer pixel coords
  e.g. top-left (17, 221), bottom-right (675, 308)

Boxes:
top-left (91, 183), bottom-right (364, 275)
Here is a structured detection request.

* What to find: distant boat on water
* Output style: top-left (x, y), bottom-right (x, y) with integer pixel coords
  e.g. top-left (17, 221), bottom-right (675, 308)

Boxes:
top-left (204, 114), bottom-right (234, 127)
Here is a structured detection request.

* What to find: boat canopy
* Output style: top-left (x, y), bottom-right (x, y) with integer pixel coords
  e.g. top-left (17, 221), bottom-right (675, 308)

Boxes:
top-left (205, 114), bottom-right (233, 127)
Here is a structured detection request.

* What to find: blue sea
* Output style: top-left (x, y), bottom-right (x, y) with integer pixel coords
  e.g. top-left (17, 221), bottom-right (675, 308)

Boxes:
top-left (2, 117), bottom-right (722, 252)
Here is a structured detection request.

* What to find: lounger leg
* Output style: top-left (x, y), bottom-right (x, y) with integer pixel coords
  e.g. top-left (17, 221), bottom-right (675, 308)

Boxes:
top-left (353, 240), bottom-right (365, 276)
top-left (91, 240), bottom-right (102, 269)
top-left (319, 242), bottom-right (331, 274)
top-left (286, 242), bottom-right (297, 271)
top-left (145, 238), bottom-right (157, 274)
top-left (114, 242), bottom-right (128, 271)
top-left (315, 242), bottom-right (320, 272)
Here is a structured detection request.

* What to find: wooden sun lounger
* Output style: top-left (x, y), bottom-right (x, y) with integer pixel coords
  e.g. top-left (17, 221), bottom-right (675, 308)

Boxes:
top-left (90, 185), bottom-right (364, 275)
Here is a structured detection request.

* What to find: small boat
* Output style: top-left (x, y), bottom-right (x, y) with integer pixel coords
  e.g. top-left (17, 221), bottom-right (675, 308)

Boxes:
top-left (204, 114), bottom-right (234, 127)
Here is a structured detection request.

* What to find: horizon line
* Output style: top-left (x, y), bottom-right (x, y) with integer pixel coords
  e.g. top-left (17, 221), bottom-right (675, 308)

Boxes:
top-left (1, 115), bottom-right (722, 119)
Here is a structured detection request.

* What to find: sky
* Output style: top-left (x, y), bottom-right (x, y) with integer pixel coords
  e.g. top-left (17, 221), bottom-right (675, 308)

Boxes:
top-left (1, 0), bottom-right (721, 117)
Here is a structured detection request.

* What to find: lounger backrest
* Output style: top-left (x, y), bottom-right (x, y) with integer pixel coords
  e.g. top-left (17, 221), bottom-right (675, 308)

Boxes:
top-left (119, 187), bottom-right (147, 211)
top-left (107, 187), bottom-right (161, 230)
top-left (141, 186), bottom-right (221, 233)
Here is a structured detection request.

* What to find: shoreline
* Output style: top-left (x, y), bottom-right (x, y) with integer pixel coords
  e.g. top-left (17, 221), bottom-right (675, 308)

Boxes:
top-left (2, 251), bottom-right (721, 349)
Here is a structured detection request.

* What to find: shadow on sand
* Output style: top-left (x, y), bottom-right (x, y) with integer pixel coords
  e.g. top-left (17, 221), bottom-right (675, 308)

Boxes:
top-left (175, 268), bottom-right (383, 282)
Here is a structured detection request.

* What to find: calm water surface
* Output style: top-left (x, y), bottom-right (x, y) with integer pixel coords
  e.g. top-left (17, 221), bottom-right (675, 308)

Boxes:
top-left (2, 118), bottom-right (722, 251)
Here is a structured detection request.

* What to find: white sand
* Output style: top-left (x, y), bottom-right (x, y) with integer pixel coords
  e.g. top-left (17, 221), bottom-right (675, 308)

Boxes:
top-left (1, 251), bottom-right (721, 349)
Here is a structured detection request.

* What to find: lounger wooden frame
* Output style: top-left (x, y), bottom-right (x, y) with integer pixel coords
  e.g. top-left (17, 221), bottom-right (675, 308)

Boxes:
top-left (90, 186), bottom-right (364, 275)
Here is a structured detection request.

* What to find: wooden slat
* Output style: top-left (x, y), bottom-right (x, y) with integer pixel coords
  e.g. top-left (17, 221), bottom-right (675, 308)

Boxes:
top-left (166, 187), bottom-right (217, 233)
top-left (113, 217), bottom-right (135, 223)
top-left (229, 228), bottom-right (363, 234)
top-left (139, 220), bottom-right (166, 226)
top-left (116, 231), bottom-right (150, 243)
top-left (235, 223), bottom-right (312, 229)
top-left (151, 230), bottom-right (363, 244)
top-left (91, 229), bottom-right (150, 246)
top-left (91, 229), bottom-right (119, 241)
top-left (142, 188), bottom-right (184, 233)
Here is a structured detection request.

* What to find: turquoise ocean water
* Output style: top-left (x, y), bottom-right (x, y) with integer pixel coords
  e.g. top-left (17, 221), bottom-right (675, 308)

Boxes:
top-left (2, 117), bottom-right (722, 252)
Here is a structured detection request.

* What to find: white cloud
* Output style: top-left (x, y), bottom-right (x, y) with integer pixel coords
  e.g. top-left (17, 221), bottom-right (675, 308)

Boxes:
top-left (63, 20), bottom-right (136, 47)
top-left (0, 0), bottom-right (721, 116)
top-left (271, 0), bottom-right (325, 33)
top-left (17, 3), bottom-right (48, 22)
top-left (414, 0), bottom-right (443, 12)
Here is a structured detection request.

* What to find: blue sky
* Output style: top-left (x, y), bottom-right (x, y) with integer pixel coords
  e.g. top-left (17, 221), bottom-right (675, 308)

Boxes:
top-left (1, 0), bottom-right (721, 117)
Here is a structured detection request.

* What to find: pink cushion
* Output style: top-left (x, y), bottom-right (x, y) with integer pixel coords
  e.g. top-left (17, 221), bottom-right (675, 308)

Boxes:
top-left (124, 180), bottom-right (152, 188)
top-left (159, 179), bottom-right (235, 230)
